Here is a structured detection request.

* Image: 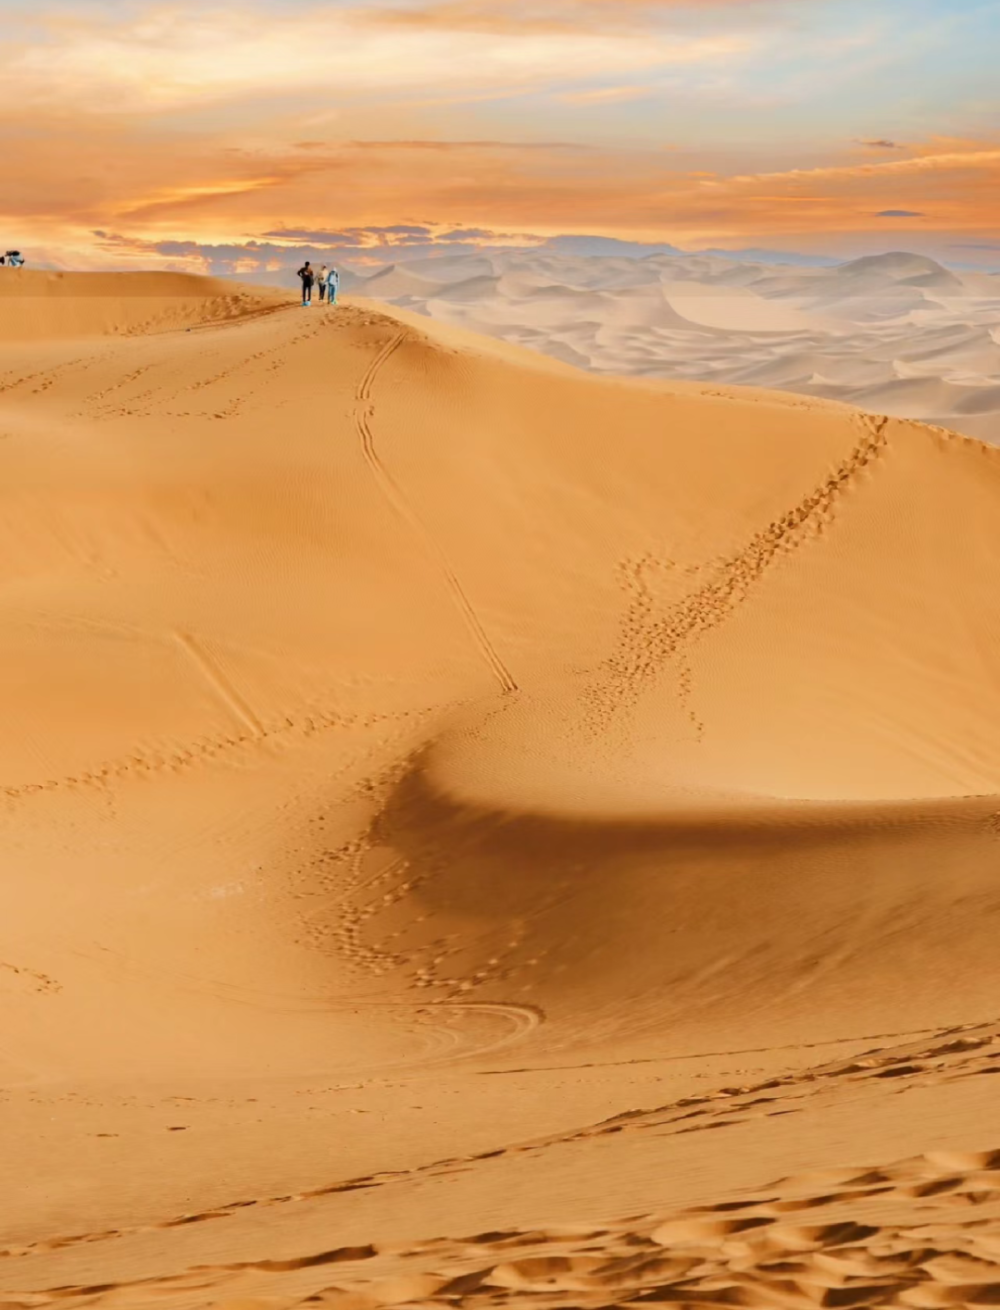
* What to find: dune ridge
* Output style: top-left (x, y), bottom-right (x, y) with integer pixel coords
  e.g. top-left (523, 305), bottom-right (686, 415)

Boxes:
top-left (1, 272), bottom-right (999, 1310)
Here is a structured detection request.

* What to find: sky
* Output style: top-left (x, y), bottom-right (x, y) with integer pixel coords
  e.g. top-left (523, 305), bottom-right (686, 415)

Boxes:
top-left (1, 0), bottom-right (999, 273)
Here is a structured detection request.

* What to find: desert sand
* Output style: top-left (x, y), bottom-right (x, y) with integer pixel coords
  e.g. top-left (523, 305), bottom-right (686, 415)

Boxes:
top-left (1, 268), bottom-right (1000, 1310)
top-left (352, 250), bottom-right (1000, 446)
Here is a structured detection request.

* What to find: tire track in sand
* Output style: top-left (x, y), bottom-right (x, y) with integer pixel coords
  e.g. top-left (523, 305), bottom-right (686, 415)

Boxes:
top-left (173, 632), bottom-right (266, 738)
top-left (354, 333), bottom-right (518, 695)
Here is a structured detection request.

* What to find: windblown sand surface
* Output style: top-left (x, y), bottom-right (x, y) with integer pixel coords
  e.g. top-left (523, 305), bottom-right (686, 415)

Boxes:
top-left (0, 269), bottom-right (288, 342)
top-left (2, 270), bottom-right (1000, 1310)
top-left (351, 250), bottom-right (1000, 446)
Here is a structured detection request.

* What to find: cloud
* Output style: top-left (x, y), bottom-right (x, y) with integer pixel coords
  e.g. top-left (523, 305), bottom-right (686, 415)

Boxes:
top-left (344, 139), bottom-right (595, 152)
top-left (859, 139), bottom-right (902, 150)
top-left (6, 127), bottom-right (999, 274)
top-left (65, 227), bottom-right (802, 280)
top-left (556, 85), bottom-right (656, 105)
top-left (119, 177), bottom-right (293, 221)
top-left (436, 227), bottom-right (518, 240)
top-left (257, 222), bottom-right (538, 248)
top-left (77, 227), bottom-right (552, 279)
top-left (261, 225), bottom-right (433, 243)
top-left (0, 3), bottom-right (747, 116)
top-left (732, 144), bottom-right (1000, 187)
top-left (369, 0), bottom-right (775, 36)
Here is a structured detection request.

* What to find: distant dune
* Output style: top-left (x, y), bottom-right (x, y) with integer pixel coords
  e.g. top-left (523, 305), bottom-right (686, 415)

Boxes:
top-left (1, 272), bottom-right (1000, 1310)
top-left (349, 249), bottom-right (1000, 445)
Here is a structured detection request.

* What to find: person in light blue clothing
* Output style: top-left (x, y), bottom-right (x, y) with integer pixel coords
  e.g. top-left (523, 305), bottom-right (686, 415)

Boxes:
top-left (3, 251), bottom-right (25, 267)
top-left (326, 266), bottom-right (339, 305)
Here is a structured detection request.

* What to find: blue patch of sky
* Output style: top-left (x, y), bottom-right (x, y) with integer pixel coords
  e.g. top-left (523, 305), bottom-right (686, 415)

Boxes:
top-left (477, 0), bottom-right (999, 151)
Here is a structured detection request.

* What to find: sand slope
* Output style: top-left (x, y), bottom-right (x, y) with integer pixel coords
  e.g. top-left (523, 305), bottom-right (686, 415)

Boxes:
top-left (1, 274), bottom-right (1000, 1309)
top-left (0, 268), bottom-right (286, 341)
top-left (355, 251), bottom-right (1000, 445)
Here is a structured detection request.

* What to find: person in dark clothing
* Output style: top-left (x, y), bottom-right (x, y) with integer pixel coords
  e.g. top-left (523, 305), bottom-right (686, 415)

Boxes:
top-left (297, 262), bottom-right (315, 306)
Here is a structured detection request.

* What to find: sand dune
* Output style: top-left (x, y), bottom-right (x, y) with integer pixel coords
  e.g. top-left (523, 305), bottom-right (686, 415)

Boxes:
top-left (1, 272), bottom-right (999, 1310)
top-left (0, 268), bottom-right (287, 341)
top-left (354, 250), bottom-right (1000, 444)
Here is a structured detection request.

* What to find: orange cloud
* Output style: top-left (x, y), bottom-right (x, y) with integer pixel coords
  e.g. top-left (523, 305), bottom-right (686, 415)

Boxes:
top-left (732, 143), bottom-right (1000, 187)
top-left (5, 127), bottom-right (998, 268)
top-left (0, 3), bottom-right (744, 116)
top-left (372, 0), bottom-right (785, 35)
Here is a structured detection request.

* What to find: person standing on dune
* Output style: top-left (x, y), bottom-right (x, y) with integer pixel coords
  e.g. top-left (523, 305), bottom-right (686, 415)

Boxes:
top-left (317, 265), bottom-right (328, 303)
top-left (326, 266), bottom-right (340, 306)
top-left (297, 262), bottom-right (315, 307)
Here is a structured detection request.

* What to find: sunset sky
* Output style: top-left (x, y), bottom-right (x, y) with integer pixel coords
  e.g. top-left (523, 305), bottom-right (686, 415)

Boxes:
top-left (2, 0), bottom-right (998, 273)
